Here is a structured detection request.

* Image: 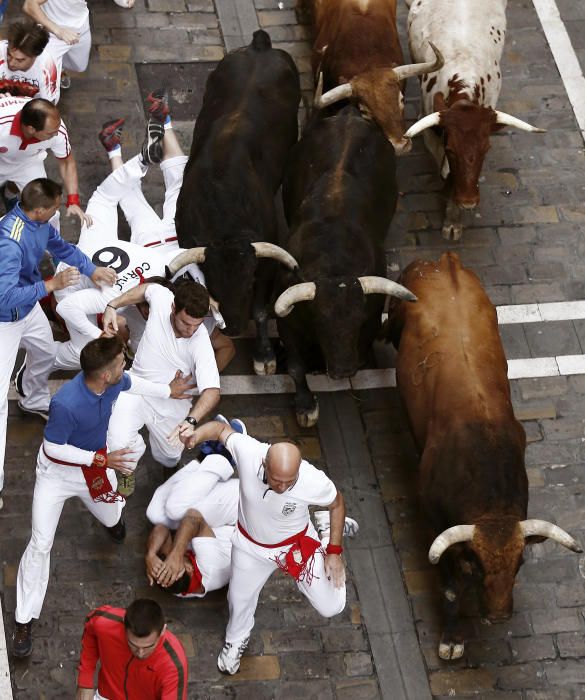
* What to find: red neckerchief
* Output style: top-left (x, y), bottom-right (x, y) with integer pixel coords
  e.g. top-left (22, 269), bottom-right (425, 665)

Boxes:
top-left (180, 550), bottom-right (203, 596)
top-left (10, 110), bottom-right (41, 150)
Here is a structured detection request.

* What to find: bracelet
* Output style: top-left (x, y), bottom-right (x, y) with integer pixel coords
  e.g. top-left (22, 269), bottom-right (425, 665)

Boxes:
top-left (106, 304), bottom-right (116, 310)
top-left (326, 543), bottom-right (343, 555)
top-left (66, 193), bottom-right (81, 207)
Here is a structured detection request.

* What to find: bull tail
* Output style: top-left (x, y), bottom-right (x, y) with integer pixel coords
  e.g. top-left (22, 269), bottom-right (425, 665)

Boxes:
top-left (252, 29), bottom-right (272, 51)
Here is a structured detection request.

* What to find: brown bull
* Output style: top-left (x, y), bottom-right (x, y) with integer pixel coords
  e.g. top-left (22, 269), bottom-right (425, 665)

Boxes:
top-left (311, 0), bottom-right (442, 154)
top-left (388, 252), bottom-right (581, 660)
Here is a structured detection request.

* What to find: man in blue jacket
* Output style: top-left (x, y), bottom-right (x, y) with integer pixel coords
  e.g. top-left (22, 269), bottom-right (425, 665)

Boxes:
top-left (0, 177), bottom-right (116, 509)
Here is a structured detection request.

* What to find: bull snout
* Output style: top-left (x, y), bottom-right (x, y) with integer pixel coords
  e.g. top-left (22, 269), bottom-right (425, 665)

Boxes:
top-left (459, 199), bottom-right (479, 211)
top-left (391, 137), bottom-right (412, 155)
top-left (485, 609), bottom-right (512, 624)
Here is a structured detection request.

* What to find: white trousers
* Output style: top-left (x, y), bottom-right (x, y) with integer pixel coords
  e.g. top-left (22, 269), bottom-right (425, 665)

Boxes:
top-left (15, 462), bottom-right (124, 623)
top-left (107, 391), bottom-right (190, 469)
top-left (47, 18), bottom-right (92, 74)
top-left (225, 525), bottom-right (346, 644)
top-left (0, 304), bottom-right (56, 491)
top-left (146, 455), bottom-right (235, 528)
top-left (52, 154), bottom-right (187, 370)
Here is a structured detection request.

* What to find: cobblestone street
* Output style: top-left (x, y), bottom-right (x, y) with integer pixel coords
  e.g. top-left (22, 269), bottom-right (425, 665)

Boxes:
top-left (3, 0), bottom-right (585, 697)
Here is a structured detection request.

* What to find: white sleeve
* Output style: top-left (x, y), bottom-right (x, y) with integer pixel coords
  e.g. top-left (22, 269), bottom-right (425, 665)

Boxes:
top-left (56, 288), bottom-right (106, 340)
top-left (298, 463), bottom-right (338, 507)
top-left (126, 373), bottom-right (171, 399)
top-left (225, 433), bottom-right (268, 476)
top-left (42, 439), bottom-right (95, 466)
top-left (192, 327), bottom-right (220, 391)
top-left (144, 284), bottom-right (174, 314)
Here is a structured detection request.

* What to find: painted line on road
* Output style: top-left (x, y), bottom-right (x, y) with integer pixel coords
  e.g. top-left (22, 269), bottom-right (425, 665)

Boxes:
top-left (5, 354), bottom-right (585, 403)
top-left (532, 0), bottom-right (585, 141)
top-left (240, 300), bottom-right (585, 338)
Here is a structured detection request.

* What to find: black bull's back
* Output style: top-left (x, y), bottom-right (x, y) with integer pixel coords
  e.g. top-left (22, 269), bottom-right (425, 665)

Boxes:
top-left (277, 105), bottom-right (398, 424)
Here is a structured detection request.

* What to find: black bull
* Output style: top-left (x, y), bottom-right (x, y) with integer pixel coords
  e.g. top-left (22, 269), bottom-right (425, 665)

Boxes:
top-left (276, 104), bottom-right (416, 426)
top-left (171, 30), bottom-right (301, 375)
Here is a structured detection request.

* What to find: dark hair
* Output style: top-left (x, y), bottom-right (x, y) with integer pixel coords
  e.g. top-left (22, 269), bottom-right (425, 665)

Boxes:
top-left (20, 98), bottom-right (59, 131)
top-left (8, 20), bottom-right (49, 57)
top-left (157, 554), bottom-right (191, 595)
top-left (142, 276), bottom-right (175, 292)
top-left (80, 336), bottom-right (125, 378)
top-left (20, 178), bottom-right (62, 210)
top-left (173, 280), bottom-right (209, 319)
top-left (124, 599), bottom-right (165, 637)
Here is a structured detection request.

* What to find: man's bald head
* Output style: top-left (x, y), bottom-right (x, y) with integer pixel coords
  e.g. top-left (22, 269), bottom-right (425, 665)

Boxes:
top-left (264, 441), bottom-right (302, 494)
top-left (21, 99), bottom-right (61, 141)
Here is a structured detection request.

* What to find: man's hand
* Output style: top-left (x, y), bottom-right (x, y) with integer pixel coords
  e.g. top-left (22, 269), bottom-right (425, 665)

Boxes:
top-left (168, 421), bottom-right (198, 447)
top-left (145, 552), bottom-right (165, 586)
top-left (91, 267), bottom-right (117, 288)
top-left (55, 26), bottom-right (80, 44)
top-left (102, 305), bottom-right (119, 335)
top-left (156, 550), bottom-right (186, 588)
top-left (66, 204), bottom-right (93, 227)
top-left (324, 553), bottom-right (346, 588)
top-left (45, 267), bottom-right (80, 292)
top-left (106, 448), bottom-right (136, 475)
top-left (76, 688), bottom-right (94, 700)
top-left (169, 370), bottom-right (197, 399)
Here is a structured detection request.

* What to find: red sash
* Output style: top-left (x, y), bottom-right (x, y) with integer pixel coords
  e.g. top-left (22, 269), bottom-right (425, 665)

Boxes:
top-left (178, 550), bottom-right (203, 596)
top-left (238, 522), bottom-right (322, 583)
top-left (41, 445), bottom-right (124, 503)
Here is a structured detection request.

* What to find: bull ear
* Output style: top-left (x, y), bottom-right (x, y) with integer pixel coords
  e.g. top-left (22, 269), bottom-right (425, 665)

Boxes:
top-left (164, 265), bottom-right (172, 280)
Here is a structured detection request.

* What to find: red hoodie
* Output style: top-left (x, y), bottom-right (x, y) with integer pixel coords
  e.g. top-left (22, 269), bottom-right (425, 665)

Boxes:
top-left (77, 605), bottom-right (188, 700)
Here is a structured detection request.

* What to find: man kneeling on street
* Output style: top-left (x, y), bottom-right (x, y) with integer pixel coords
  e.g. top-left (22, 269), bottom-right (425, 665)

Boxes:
top-left (145, 451), bottom-right (240, 598)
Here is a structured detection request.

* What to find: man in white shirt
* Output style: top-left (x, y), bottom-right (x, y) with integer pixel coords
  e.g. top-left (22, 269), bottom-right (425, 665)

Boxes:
top-left (0, 20), bottom-right (60, 103)
top-left (145, 452), bottom-right (240, 599)
top-left (0, 96), bottom-right (88, 224)
top-left (176, 419), bottom-right (359, 675)
top-left (102, 281), bottom-right (221, 492)
top-left (23, 0), bottom-right (135, 88)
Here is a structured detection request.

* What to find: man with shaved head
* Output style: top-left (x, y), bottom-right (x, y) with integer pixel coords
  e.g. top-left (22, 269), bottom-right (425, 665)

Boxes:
top-left (175, 418), bottom-right (358, 675)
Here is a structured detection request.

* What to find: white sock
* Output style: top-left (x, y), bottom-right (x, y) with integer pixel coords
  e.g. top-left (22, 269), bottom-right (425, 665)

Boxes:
top-left (107, 145), bottom-right (122, 159)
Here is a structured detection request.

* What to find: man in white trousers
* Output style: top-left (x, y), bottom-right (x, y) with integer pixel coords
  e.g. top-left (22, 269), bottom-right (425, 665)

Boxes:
top-left (145, 449), bottom-right (241, 598)
top-left (12, 334), bottom-right (194, 658)
top-left (0, 178), bottom-right (115, 509)
top-left (177, 419), bottom-right (359, 675)
top-left (23, 0), bottom-right (135, 90)
top-left (102, 280), bottom-right (221, 494)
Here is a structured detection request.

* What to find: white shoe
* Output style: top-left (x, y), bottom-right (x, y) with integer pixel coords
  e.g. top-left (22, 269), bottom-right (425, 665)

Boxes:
top-left (217, 637), bottom-right (249, 675)
top-left (313, 511), bottom-right (359, 538)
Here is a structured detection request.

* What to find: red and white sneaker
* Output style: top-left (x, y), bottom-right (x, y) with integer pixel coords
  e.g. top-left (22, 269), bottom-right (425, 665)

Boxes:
top-left (146, 88), bottom-right (170, 124)
top-left (98, 118), bottom-right (125, 152)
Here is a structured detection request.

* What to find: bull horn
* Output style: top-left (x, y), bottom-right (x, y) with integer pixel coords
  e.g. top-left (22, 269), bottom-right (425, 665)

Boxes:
top-left (167, 248), bottom-right (207, 275)
top-left (251, 242), bottom-right (298, 270)
top-left (358, 276), bottom-right (417, 302)
top-left (274, 282), bottom-right (316, 317)
top-left (393, 41), bottom-right (444, 82)
top-left (405, 111), bottom-right (442, 139)
top-left (314, 72), bottom-right (324, 105)
top-left (520, 519), bottom-right (582, 552)
top-left (428, 525), bottom-right (476, 564)
top-left (494, 111), bottom-right (546, 133)
top-left (315, 82), bottom-right (353, 109)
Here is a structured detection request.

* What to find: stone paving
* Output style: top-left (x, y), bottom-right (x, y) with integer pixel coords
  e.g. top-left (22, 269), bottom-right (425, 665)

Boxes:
top-left (2, 0), bottom-right (585, 697)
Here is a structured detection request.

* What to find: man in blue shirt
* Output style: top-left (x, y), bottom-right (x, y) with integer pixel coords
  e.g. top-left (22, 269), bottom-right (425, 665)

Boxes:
top-left (0, 177), bottom-right (116, 509)
top-left (13, 334), bottom-right (194, 657)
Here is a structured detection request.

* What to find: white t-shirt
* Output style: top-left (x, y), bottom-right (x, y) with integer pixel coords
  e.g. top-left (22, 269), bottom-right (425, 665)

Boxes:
top-left (0, 41), bottom-right (60, 104)
top-left (43, 0), bottom-right (89, 31)
top-left (226, 433), bottom-right (337, 544)
top-left (131, 284), bottom-right (220, 391)
top-left (0, 97), bottom-right (70, 172)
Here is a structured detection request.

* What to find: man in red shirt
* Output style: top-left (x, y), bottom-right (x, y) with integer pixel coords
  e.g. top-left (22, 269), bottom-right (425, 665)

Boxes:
top-left (76, 599), bottom-right (188, 700)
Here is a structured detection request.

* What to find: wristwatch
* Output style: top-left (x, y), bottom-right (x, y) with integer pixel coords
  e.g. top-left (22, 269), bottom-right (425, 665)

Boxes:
top-left (184, 416), bottom-right (198, 427)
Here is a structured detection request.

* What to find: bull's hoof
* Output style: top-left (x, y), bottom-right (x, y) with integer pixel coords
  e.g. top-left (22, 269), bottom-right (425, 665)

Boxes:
top-left (253, 357), bottom-right (277, 376)
top-left (296, 404), bottom-right (319, 428)
top-left (438, 640), bottom-right (465, 660)
top-left (442, 222), bottom-right (463, 241)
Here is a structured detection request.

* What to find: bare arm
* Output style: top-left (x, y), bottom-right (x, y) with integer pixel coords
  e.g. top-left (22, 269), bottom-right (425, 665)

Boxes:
top-left (169, 418), bottom-right (234, 449)
top-left (157, 509), bottom-right (211, 587)
top-left (76, 689), bottom-right (94, 700)
top-left (210, 328), bottom-right (235, 372)
top-left (102, 283), bottom-right (154, 333)
top-left (56, 154), bottom-right (91, 226)
top-left (324, 490), bottom-right (346, 588)
top-left (145, 524), bottom-right (172, 586)
top-left (167, 391), bottom-right (222, 446)
top-left (23, 0), bottom-right (80, 43)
